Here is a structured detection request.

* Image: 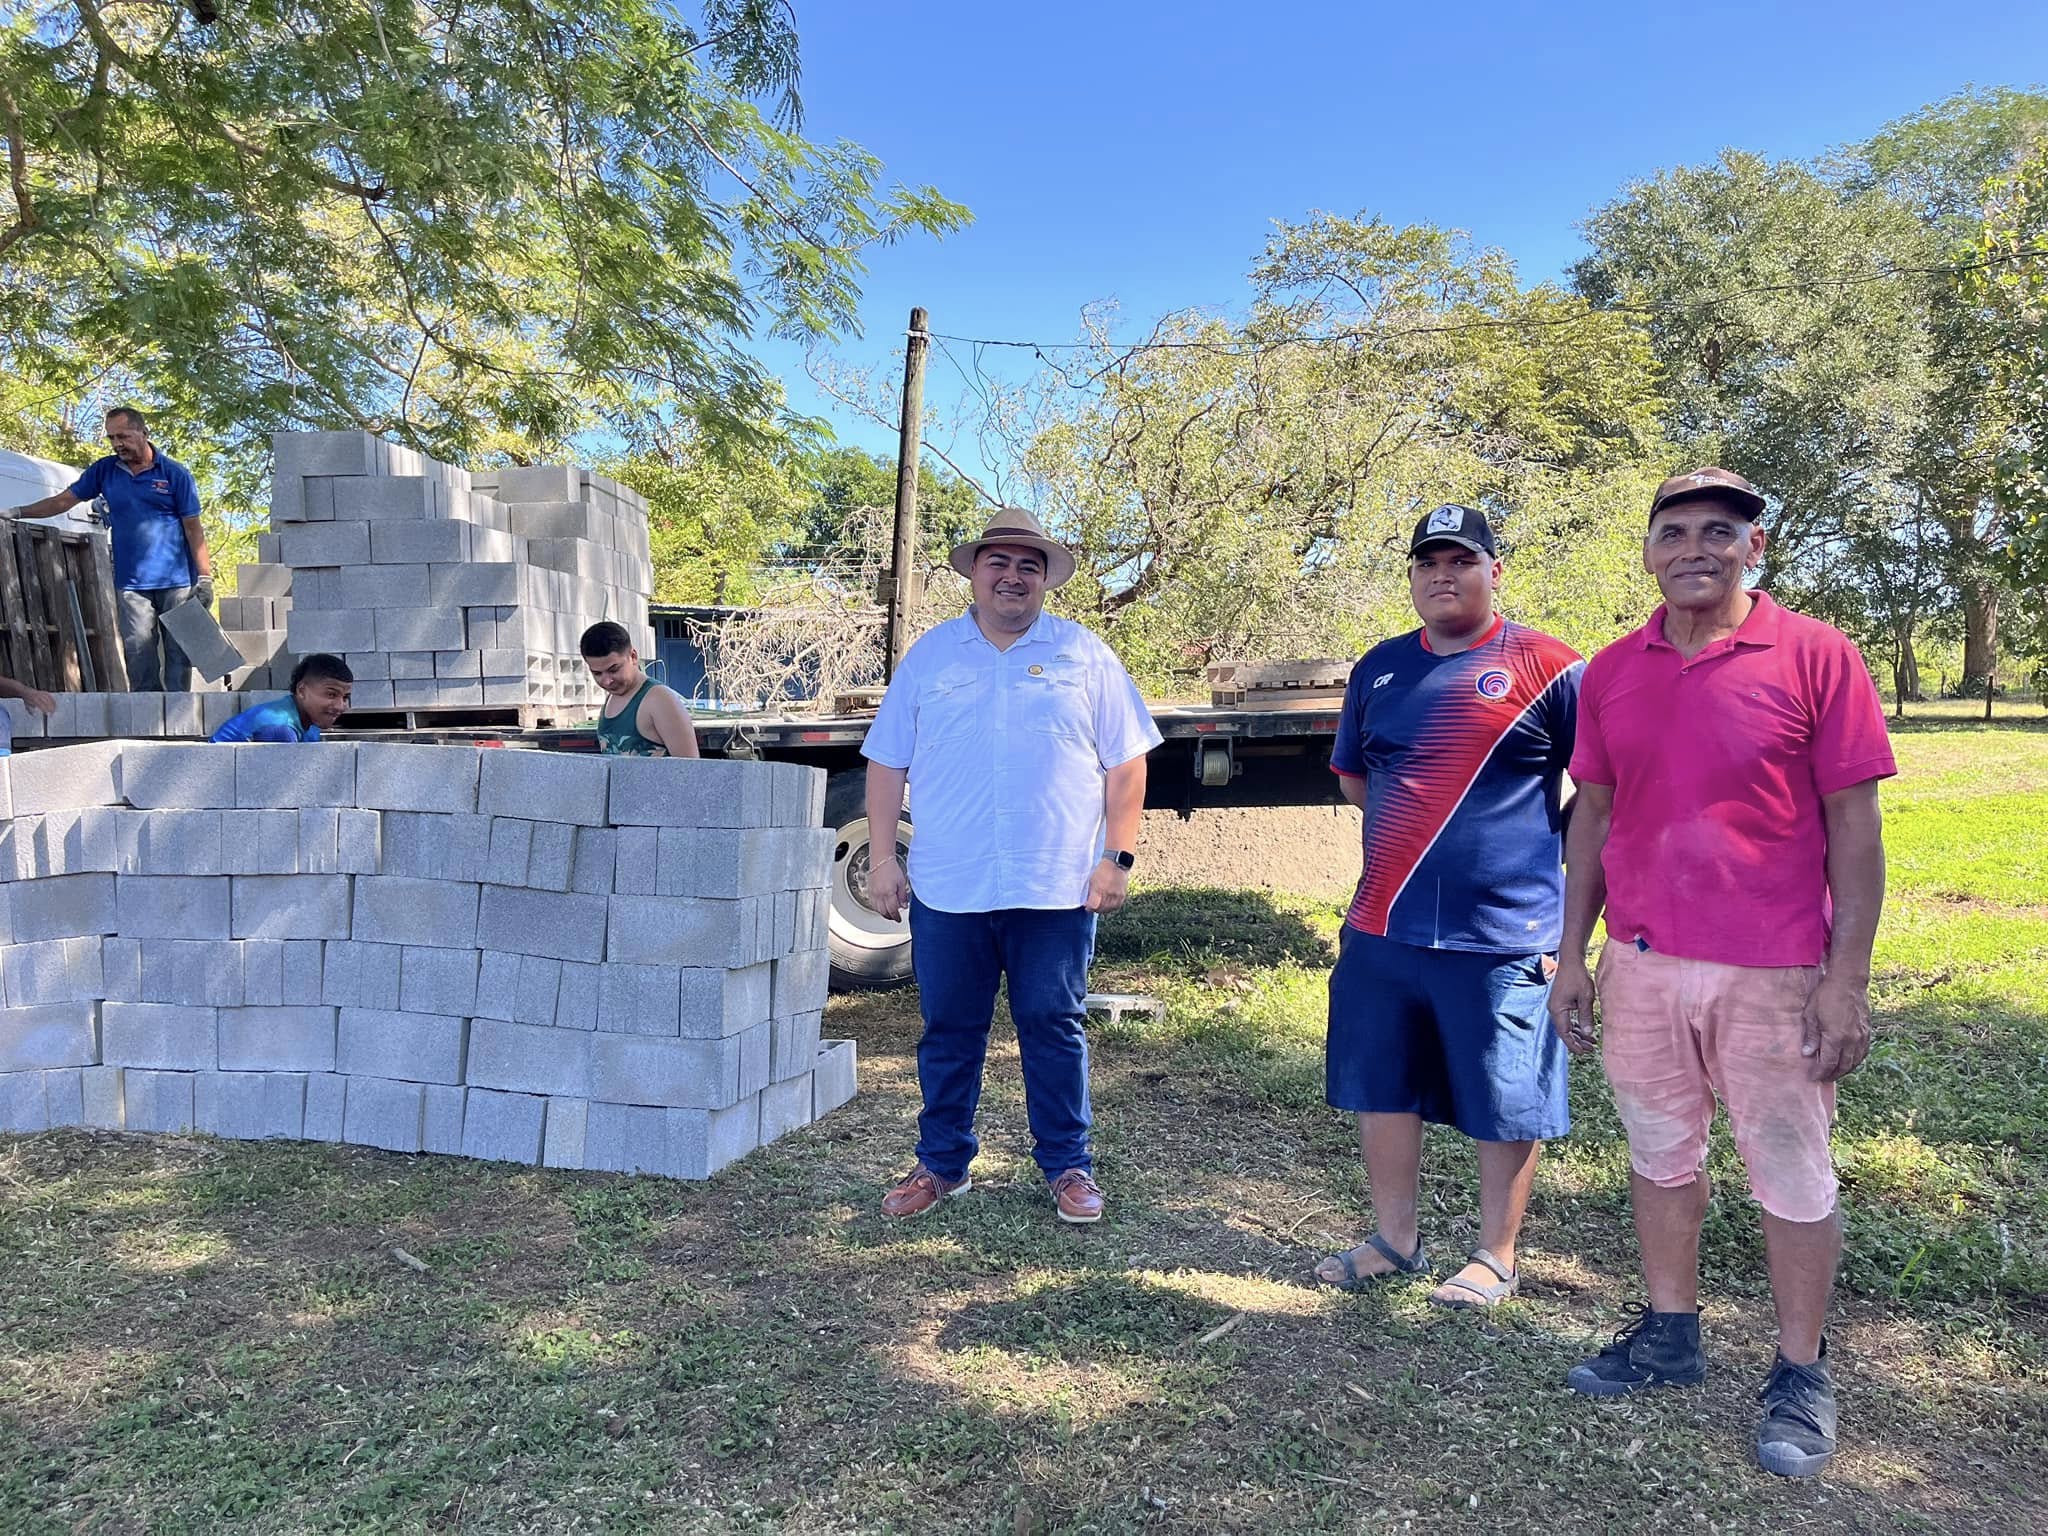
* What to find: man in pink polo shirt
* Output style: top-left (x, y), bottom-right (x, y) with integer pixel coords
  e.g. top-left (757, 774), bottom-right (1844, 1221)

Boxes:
top-left (1547, 467), bottom-right (1894, 1480)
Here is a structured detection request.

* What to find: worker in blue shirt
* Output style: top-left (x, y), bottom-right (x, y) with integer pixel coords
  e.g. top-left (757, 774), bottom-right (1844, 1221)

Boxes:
top-left (212, 655), bottom-right (355, 742)
top-left (6, 405), bottom-right (215, 690)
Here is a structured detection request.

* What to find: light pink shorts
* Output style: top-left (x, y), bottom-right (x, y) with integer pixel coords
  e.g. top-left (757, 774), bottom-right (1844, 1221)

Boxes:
top-left (1597, 941), bottom-right (1838, 1223)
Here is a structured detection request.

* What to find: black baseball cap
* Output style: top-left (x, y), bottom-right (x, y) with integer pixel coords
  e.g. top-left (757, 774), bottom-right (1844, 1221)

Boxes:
top-left (1649, 467), bottom-right (1766, 521)
top-left (1409, 504), bottom-right (1497, 559)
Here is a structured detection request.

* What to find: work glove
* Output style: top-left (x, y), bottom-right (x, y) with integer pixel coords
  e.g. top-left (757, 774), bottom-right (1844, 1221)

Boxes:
top-left (192, 575), bottom-right (215, 609)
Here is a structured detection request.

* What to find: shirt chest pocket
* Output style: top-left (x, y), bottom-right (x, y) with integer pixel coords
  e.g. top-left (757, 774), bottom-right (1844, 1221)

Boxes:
top-left (1017, 663), bottom-right (1090, 739)
top-left (918, 666), bottom-right (987, 744)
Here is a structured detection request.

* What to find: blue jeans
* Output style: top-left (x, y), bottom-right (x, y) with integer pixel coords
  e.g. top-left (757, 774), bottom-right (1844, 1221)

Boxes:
top-left (118, 585), bottom-right (196, 692)
top-left (908, 897), bottom-right (1097, 1183)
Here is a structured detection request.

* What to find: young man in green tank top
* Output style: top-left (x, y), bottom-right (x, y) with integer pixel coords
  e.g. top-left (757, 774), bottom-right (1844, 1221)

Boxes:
top-left (579, 621), bottom-right (700, 758)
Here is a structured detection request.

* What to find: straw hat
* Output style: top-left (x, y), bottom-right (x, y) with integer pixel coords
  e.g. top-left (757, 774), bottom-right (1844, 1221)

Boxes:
top-left (947, 506), bottom-right (1077, 588)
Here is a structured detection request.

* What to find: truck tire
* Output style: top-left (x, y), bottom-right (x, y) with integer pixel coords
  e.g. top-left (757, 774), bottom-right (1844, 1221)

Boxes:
top-left (823, 769), bottom-right (915, 991)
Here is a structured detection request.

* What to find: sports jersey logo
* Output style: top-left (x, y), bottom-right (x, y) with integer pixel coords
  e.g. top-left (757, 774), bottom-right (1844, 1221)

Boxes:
top-left (1373, 672), bottom-right (1395, 689)
top-left (1474, 668), bottom-right (1512, 700)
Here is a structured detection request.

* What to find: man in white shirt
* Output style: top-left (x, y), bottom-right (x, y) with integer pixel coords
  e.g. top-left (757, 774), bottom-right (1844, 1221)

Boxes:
top-left (863, 508), bottom-right (1161, 1225)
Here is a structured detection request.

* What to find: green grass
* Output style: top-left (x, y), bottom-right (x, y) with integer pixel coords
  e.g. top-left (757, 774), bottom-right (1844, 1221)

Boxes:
top-left (1, 703), bottom-right (2044, 1532)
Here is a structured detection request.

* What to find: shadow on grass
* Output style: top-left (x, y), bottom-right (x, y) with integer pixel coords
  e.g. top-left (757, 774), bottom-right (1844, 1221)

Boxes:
top-left (1887, 710), bottom-right (2048, 735)
top-left (1097, 886), bottom-right (1337, 972)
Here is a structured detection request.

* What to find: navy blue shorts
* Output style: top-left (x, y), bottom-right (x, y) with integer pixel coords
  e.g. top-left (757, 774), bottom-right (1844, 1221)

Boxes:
top-left (1326, 927), bottom-right (1570, 1142)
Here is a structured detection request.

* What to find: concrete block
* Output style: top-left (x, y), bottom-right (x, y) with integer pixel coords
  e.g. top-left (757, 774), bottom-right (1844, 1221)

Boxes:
top-left (485, 817), bottom-right (531, 886)
top-left (343, 1075), bottom-right (426, 1153)
top-left (242, 810), bottom-right (299, 874)
top-left (606, 895), bottom-right (750, 967)
top-left (422, 1083), bottom-right (466, 1155)
top-left (434, 648), bottom-right (482, 678)
top-left (511, 954), bottom-right (560, 1026)
top-left (430, 563), bottom-right (520, 606)
top-left (495, 464), bottom-right (579, 501)
top-left (337, 810), bottom-right (381, 874)
top-left (478, 885), bottom-right (608, 963)
top-left (596, 963), bottom-right (676, 1037)
top-left (541, 1096), bottom-right (588, 1169)
top-left (102, 937), bottom-right (142, 1003)
top-left (587, 1033), bottom-right (742, 1110)
top-left (771, 1009), bottom-right (823, 1082)
top-left (337, 1008), bottom-right (468, 1084)
top-left (346, 650), bottom-right (390, 680)
top-left (234, 743), bottom-right (357, 809)
top-left (11, 741), bottom-right (121, 815)
top-left (0, 1001), bottom-right (97, 1072)
top-left (0, 1069), bottom-right (47, 1131)
top-left (82, 1065), bottom-right (124, 1128)
top-left (612, 827), bottom-right (657, 895)
top-left (9, 873), bottom-right (118, 941)
top-left (242, 940), bottom-right (284, 1006)
top-left (773, 763), bottom-right (828, 829)
top-left (120, 742), bottom-right (238, 808)
top-left (392, 678), bottom-right (442, 709)
top-left (354, 744), bottom-right (479, 814)
top-left (759, 1072), bottom-right (813, 1144)
top-left (554, 961), bottom-right (600, 1031)
top-left (334, 475), bottom-right (434, 520)
top-left (772, 947), bottom-right (832, 1021)
top-left (465, 1019), bottom-right (591, 1098)
top-left (738, 1020), bottom-right (772, 1099)
top-left (287, 608), bottom-right (377, 654)
top-left (218, 1005), bottom-right (336, 1072)
top-left (274, 429), bottom-right (381, 478)
top-left (570, 827), bottom-right (616, 895)
top-left (525, 821), bottom-right (576, 893)
top-left (281, 940), bottom-right (324, 1004)
top-left (480, 751), bottom-right (610, 828)
top-left (772, 892), bottom-right (795, 958)
top-left (237, 562), bottom-right (292, 598)
top-left (473, 950), bottom-right (520, 1021)
top-left (697, 1097), bottom-right (760, 1177)
top-left (371, 520), bottom-right (468, 565)
top-left (459, 1087), bottom-right (546, 1164)
top-left (676, 963), bottom-right (771, 1041)
top-left (140, 939), bottom-right (245, 1007)
top-left (304, 1072), bottom-right (347, 1141)
top-left (44, 1066), bottom-right (85, 1127)
top-left (325, 940), bottom-right (403, 1010)
top-left (388, 650), bottom-right (436, 679)
top-left (123, 1069), bottom-right (197, 1133)
top-left (297, 808), bottom-right (339, 874)
top-left (133, 809), bottom-right (224, 876)
top-left (231, 874), bottom-right (353, 940)
top-left (163, 692), bottom-right (206, 739)
top-left (374, 607), bottom-right (466, 652)
top-left (607, 757), bottom-right (774, 828)
top-left (196, 1070), bottom-right (307, 1140)
top-left (118, 875), bottom-right (230, 939)
top-left (101, 1002), bottom-right (216, 1070)
top-left (813, 1039), bottom-right (858, 1118)
top-left (399, 946), bottom-right (478, 1017)
top-left (351, 877), bottom-right (479, 949)
top-left (279, 520), bottom-right (372, 568)
top-left (5, 938), bottom-right (104, 1007)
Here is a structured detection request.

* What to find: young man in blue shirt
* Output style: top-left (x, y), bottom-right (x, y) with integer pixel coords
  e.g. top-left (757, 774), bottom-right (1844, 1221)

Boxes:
top-left (212, 655), bottom-right (355, 742)
top-left (6, 406), bottom-right (215, 690)
top-left (1315, 505), bottom-right (1583, 1309)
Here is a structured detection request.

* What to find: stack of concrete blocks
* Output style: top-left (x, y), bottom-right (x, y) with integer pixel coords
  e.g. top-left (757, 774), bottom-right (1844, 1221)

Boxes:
top-left (3, 691), bottom-right (290, 743)
top-left (234, 431), bottom-right (654, 712)
top-left (0, 741), bottom-right (856, 1178)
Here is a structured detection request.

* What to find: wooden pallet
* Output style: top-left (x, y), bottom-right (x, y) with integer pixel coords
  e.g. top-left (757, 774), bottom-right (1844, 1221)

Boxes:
top-left (1205, 658), bottom-right (1350, 709)
top-left (0, 522), bottom-right (129, 692)
top-left (332, 704), bottom-right (585, 735)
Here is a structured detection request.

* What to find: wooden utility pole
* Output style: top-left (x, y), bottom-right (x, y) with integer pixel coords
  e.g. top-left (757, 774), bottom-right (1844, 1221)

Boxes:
top-left (883, 306), bottom-right (928, 681)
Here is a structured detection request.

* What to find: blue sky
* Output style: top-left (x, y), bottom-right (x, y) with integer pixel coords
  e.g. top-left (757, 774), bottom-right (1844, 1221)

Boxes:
top-left (757, 1), bottom-right (2047, 471)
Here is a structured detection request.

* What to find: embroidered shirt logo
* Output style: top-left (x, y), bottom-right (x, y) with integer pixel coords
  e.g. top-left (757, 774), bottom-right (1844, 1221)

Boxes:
top-left (1474, 668), bottom-right (1512, 700)
top-left (1373, 672), bottom-right (1395, 689)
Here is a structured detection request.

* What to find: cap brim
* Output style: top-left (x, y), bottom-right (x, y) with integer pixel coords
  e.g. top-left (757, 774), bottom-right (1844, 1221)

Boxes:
top-left (1650, 487), bottom-right (1765, 520)
top-left (1409, 536), bottom-right (1494, 558)
top-left (949, 537), bottom-right (1077, 587)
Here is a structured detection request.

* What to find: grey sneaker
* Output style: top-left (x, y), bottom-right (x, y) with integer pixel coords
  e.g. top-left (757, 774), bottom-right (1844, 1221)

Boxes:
top-left (1755, 1343), bottom-right (1837, 1478)
top-left (1566, 1304), bottom-right (1708, 1396)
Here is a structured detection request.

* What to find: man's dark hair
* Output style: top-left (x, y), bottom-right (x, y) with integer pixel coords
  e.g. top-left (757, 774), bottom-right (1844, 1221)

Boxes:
top-left (291, 653), bottom-right (354, 690)
top-left (580, 621), bottom-right (633, 658)
top-left (105, 406), bottom-right (149, 433)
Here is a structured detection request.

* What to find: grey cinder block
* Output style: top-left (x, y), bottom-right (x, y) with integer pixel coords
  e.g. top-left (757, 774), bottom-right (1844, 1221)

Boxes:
top-left (598, 963), bottom-right (680, 1037)
top-left (120, 742), bottom-right (238, 808)
top-left (9, 873), bottom-right (118, 942)
top-left (511, 954), bottom-right (560, 1027)
top-left (287, 608), bottom-right (377, 655)
top-left (478, 885), bottom-right (608, 964)
top-left (554, 961), bottom-right (600, 1031)
top-left (281, 939), bottom-right (325, 1005)
top-left (43, 1066), bottom-right (85, 1128)
top-left (738, 1020), bottom-right (772, 1099)
top-left (611, 827), bottom-right (657, 895)
top-left (569, 827), bottom-right (616, 895)
top-left (423, 1083), bottom-right (466, 1155)
top-left (480, 750), bottom-right (611, 828)
top-left (541, 1096), bottom-right (589, 1169)
top-left (387, 650), bottom-right (436, 680)
top-left (0, 1069), bottom-right (48, 1132)
top-left (759, 1072), bottom-right (813, 1144)
top-left (485, 817), bottom-right (531, 887)
top-left (353, 744), bottom-right (480, 815)
top-left (525, 821), bottom-right (575, 893)
top-left (337, 1008), bottom-right (469, 1085)
top-left (343, 1075), bottom-right (426, 1153)
top-left (118, 876), bottom-right (231, 940)
top-left (429, 562), bottom-right (520, 607)
top-left (399, 946), bottom-right (479, 1017)
top-left (813, 1039), bottom-right (858, 1119)
top-left (103, 936), bottom-right (142, 1003)
top-left (334, 475), bottom-right (434, 520)
top-left (234, 743), bottom-right (357, 810)
top-left (298, 808), bottom-right (340, 875)
top-left (273, 429), bottom-right (380, 478)
top-left (82, 1064), bottom-right (124, 1128)
top-left (123, 1069), bottom-right (198, 1133)
top-left (0, 1001), bottom-right (99, 1073)
top-left (279, 519), bottom-right (372, 568)
top-left (242, 940), bottom-right (284, 1006)
top-left (374, 607), bottom-right (466, 653)
top-left (139, 938), bottom-right (245, 1008)
top-left (465, 1019), bottom-right (591, 1099)
top-left (607, 757), bottom-right (774, 828)
top-left (770, 1009), bottom-right (823, 1083)
top-left (351, 877), bottom-right (479, 949)
top-left (5, 938), bottom-right (105, 1007)
top-left (304, 1072), bottom-right (347, 1142)
top-left (587, 1033), bottom-right (742, 1110)
top-left (11, 741), bottom-right (121, 816)
top-left (459, 1087), bottom-right (546, 1164)
top-left (249, 810), bottom-right (299, 874)
top-left (135, 809), bottom-right (225, 877)
top-left (101, 1002), bottom-right (217, 1071)
top-left (606, 896), bottom-right (749, 968)
top-left (231, 875), bottom-right (354, 941)
top-left (337, 810), bottom-right (381, 875)
top-left (473, 950), bottom-right (520, 1022)
top-left (218, 1005), bottom-right (337, 1073)
top-left (196, 1070), bottom-right (307, 1140)
top-left (771, 948), bottom-right (831, 1021)
top-left (370, 520), bottom-right (468, 566)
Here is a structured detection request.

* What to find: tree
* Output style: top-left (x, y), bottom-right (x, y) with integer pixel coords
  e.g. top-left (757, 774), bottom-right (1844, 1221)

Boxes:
top-left (1969, 140), bottom-right (2048, 596)
top-left (0, 0), bottom-right (967, 477)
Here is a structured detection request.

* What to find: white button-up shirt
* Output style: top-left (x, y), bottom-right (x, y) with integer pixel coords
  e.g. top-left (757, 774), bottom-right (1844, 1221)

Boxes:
top-left (863, 609), bottom-right (1163, 913)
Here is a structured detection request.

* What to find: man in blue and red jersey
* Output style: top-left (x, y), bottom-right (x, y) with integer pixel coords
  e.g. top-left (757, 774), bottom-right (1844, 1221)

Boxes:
top-left (1313, 504), bottom-right (1583, 1310)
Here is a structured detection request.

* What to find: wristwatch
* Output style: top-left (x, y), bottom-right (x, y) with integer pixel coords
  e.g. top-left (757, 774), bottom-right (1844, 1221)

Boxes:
top-left (1101, 848), bottom-right (1136, 871)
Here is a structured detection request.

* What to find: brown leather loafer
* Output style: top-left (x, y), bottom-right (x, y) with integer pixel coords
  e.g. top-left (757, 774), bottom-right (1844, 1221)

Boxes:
top-left (1051, 1168), bottom-right (1104, 1224)
top-left (880, 1164), bottom-right (971, 1218)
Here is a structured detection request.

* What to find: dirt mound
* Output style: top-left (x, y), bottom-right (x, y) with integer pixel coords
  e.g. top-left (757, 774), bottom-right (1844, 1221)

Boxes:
top-left (1136, 804), bottom-right (1361, 902)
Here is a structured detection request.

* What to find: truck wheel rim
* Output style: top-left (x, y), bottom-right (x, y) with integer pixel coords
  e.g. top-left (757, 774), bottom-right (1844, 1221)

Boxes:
top-left (830, 815), bottom-right (910, 954)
